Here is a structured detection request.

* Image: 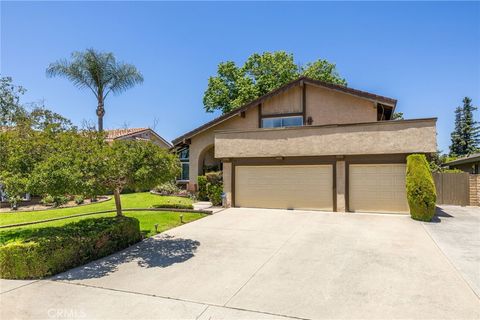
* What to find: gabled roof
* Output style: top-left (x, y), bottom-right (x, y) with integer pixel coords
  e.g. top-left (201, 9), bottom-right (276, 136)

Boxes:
top-left (105, 127), bottom-right (172, 147)
top-left (105, 128), bottom-right (149, 141)
top-left (172, 76), bottom-right (397, 146)
top-left (443, 153), bottom-right (480, 166)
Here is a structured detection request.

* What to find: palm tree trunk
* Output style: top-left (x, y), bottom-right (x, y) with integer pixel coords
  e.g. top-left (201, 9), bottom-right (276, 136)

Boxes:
top-left (96, 98), bottom-right (105, 132)
top-left (113, 188), bottom-right (123, 216)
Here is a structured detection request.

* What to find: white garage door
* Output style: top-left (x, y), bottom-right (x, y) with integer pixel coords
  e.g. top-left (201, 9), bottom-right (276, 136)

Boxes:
top-left (349, 164), bottom-right (409, 213)
top-left (235, 165), bottom-right (333, 211)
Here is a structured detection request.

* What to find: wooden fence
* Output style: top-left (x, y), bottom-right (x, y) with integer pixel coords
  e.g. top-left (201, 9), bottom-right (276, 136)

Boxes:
top-left (433, 172), bottom-right (470, 206)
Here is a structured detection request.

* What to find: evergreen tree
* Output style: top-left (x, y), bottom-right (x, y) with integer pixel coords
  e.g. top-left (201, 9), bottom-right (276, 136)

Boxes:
top-left (461, 97), bottom-right (479, 155)
top-left (449, 97), bottom-right (479, 157)
top-left (450, 106), bottom-right (464, 156)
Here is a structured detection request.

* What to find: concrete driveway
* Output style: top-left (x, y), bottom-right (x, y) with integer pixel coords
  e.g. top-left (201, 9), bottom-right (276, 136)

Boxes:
top-left (1, 208), bottom-right (479, 320)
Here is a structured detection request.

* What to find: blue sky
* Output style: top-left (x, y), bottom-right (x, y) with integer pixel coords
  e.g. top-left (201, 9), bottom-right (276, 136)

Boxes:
top-left (1, 1), bottom-right (479, 152)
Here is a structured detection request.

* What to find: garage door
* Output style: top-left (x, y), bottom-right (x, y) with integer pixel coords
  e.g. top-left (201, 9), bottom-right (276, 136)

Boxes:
top-left (235, 165), bottom-right (333, 211)
top-left (349, 164), bottom-right (408, 213)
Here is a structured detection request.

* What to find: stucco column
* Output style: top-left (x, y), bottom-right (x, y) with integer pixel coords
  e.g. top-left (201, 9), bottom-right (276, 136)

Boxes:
top-left (336, 160), bottom-right (346, 212)
top-left (222, 162), bottom-right (232, 207)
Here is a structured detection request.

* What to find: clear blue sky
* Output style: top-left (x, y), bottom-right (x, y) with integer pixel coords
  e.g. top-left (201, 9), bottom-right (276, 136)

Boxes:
top-left (1, 1), bottom-right (479, 152)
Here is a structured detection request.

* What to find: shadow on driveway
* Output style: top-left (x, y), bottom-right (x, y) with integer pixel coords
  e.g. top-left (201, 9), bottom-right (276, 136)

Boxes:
top-left (429, 206), bottom-right (454, 223)
top-left (54, 235), bottom-right (200, 280)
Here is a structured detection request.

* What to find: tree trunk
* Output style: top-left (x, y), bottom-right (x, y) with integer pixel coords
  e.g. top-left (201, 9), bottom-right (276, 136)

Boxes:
top-left (96, 98), bottom-right (105, 132)
top-left (113, 188), bottom-right (123, 216)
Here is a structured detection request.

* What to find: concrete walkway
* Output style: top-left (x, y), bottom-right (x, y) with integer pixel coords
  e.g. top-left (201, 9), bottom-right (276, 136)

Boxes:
top-left (1, 208), bottom-right (479, 319)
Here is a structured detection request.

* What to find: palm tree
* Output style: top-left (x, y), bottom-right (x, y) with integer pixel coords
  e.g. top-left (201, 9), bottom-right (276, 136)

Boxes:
top-left (46, 49), bottom-right (143, 131)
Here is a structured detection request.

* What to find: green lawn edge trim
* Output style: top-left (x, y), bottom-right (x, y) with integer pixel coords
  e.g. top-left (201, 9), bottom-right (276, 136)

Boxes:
top-left (0, 208), bottom-right (213, 229)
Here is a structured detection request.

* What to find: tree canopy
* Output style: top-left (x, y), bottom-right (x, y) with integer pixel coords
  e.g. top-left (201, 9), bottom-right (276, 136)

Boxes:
top-left (449, 97), bottom-right (479, 157)
top-left (0, 77), bottom-right (178, 214)
top-left (203, 51), bottom-right (347, 114)
top-left (46, 49), bottom-right (144, 131)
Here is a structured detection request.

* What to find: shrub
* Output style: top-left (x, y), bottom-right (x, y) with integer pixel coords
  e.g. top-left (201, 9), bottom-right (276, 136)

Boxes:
top-left (406, 154), bottom-right (437, 221)
top-left (197, 176), bottom-right (208, 201)
top-left (41, 195), bottom-right (68, 207)
top-left (40, 195), bottom-right (55, 206)
top-left (205, 171), bottom-right (222, 185)
top-left (8, 195), bottom-right (21, 210)
top-left (207, 183), bottom-right (223, 206)
top-left (198, 172), bottom-right (223, 205)
top-left (152, 203), bottom-right (194, 210)
top-left (74, 195), bottom-right (85, 205)
top-left (153, 182), bottom-right (180, 195)
top-left (0, 217), bottom-right (141, 279)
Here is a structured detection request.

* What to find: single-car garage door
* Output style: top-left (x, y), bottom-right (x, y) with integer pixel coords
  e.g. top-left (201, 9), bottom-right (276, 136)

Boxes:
top-left (349, 164), bottom-right (408, 213)
top-left (235, 165), bottom-right (333, 211)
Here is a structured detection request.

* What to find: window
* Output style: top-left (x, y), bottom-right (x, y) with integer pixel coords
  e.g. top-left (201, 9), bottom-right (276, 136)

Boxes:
top-left (177, 147), bottom-right (189, 181)
top-left (261, 116), bottom-right (303, 128)
top-left (179, 148), bottom-right (189, 161)
top-left (180, 163), bottom-right (189, 181)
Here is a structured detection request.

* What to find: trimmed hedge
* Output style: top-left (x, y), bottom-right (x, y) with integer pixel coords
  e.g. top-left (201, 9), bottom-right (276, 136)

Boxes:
top-left (406, 154), bottom-right (437, 221)
top-left (0, 217), bottom-right (141, 279)
top-left (152, 203), bottom-right (193, 210)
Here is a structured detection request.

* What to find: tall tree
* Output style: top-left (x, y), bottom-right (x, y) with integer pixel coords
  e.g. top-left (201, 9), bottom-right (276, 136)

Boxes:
top-left (461, 97), bottom-right (479, 155)
top-left (203, 51), bottom-right (347, 114)
top-left (449, 97), bottom-right (479, 157)
top-left (46, 49), bottom-right (144, 131)
top-left (449, 106), bottom-right (464, 157)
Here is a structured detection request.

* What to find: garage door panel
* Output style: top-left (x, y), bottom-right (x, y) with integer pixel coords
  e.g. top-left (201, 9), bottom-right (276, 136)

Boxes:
top-left (235, 165), bottom-right (333, 211)
top-left (349, 164), bottom-right (409, 213)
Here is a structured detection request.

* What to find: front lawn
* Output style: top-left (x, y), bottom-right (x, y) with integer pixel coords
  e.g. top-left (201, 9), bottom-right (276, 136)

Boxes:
top-left (0, 192), bottom-right (193, 227)
top-left (0, 193), bottom-right (207, 279)
top-left (0, 210), bottom-right (207, 245)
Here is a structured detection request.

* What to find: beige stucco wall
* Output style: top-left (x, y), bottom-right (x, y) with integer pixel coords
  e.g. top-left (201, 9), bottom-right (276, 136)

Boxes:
top-left (184, 82), bottom-right (396, 189)
top-left (215, 119), bottom-right (437, 158)
top-left (187, 105), bottom-right (259, 189)
top-left (262, 85), bottom-right (302, 115)
top-left (306, 85), bottom-right (377, 125)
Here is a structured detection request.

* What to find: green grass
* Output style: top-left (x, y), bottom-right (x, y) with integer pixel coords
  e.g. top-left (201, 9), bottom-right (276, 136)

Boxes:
top-left (0, 192), bottom-right (193, 227)
top-left (0, 210), bottom-right (206, 244)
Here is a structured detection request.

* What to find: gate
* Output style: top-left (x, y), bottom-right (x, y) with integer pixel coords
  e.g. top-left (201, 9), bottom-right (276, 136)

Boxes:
top-left (433, 172), bottom-right (470, 206)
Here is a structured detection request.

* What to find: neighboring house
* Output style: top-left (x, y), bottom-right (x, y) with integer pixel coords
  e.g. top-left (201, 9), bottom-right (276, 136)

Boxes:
top-left (105, 128), bottom-right (172, 148)
top-left (443, 153), bottom-right (480, 174)
top-left (174, 76), bottom-right (437, 213)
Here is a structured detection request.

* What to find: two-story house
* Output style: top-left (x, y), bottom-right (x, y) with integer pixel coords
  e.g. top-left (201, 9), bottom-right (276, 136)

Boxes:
top-left (172, 77), bottom-right (437, 213)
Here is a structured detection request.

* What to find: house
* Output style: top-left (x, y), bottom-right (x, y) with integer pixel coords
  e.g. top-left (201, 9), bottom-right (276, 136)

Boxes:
top-left (443, 153), bottom-right (480, 174)
top-left (172, 77), bottom-right (437, 213)
top-left (105, 128), bottom-right (171, 148)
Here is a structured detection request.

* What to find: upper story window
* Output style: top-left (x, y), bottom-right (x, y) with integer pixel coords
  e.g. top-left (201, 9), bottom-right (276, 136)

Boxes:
top-left (261, 116), bottom-right (303, 128)
top-left (178, 148), bottom-right (189, 161)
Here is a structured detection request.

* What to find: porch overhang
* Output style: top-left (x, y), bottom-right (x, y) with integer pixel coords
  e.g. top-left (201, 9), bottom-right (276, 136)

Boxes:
top-left (214, 118), bottom-right (437, 159)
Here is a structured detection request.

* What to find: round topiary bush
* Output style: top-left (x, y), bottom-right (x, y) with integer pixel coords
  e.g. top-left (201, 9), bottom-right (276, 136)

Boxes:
top-left (406, 154), bottom-right (437, 221)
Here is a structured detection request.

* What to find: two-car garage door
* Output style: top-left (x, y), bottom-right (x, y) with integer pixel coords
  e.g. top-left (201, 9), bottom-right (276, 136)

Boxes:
top-left (234, 163), bottom-right (408, 213)
top-left (235, 165), bottom-right (333, 211)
